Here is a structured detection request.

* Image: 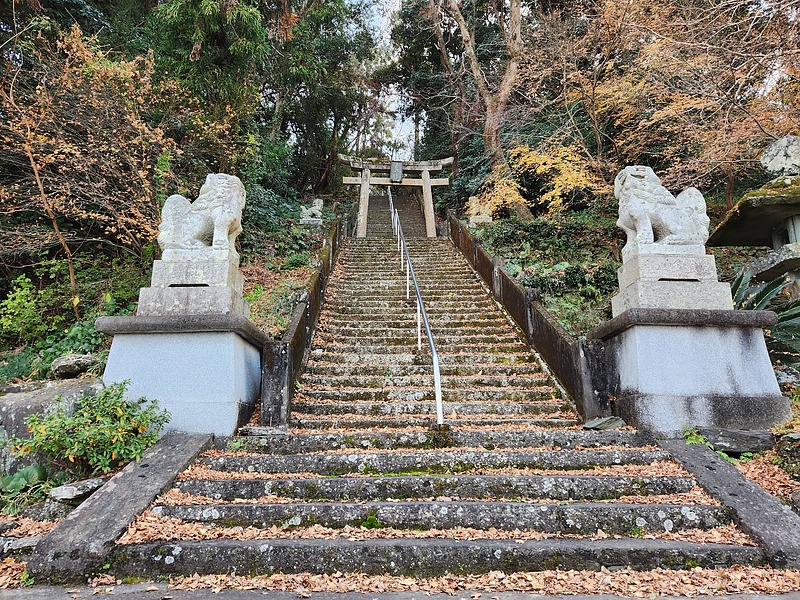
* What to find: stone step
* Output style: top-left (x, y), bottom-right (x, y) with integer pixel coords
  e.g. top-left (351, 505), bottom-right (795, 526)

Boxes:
top-left (291, 400), bottom-right (566, 417)
top-left (291, 416), bottom-right (579, 430)
top-left (325, 290), bottom-right (488, 300)
top-left (317, 317), bottom-right (509, 328)
top-left (198, 449), bottom-right (669, 476)
top-left (309, 337), bottom-right (528, 350)
top-left (233, 430), bottom-right (653, 452)
top-left (110, 538), bottom-right (764, 577)
top-left (176, 473), bottom-right (697, 502)
top-left (337, 265), bottom-right (474, 273)
top-left (335, 264), bottom-right (474, 273)
top-left (307, 351), bottom-right (538, 364)
top-left (300, 374), bottom-right (549, 389)
top-left (300, 388), bottom-right (559, 403)
top-left (324, 303), bottom-right (499, 314)
top-left (154, 501), bottom-right (731, 534)
top-left (316, 325), bottom-right (516, 338)
top-left (304, 363), bottom-right (544, 377)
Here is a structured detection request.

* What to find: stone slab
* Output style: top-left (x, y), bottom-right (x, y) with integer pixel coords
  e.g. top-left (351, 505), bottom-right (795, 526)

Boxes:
top-left (660, 438), bottom-right (800, 567)
top-left (233, 429), bottom-right (652, 454)
top-left (150, 257), bottom-right (244, 288)
top-left (27, 432), bottom-right (212, 583)
top-left (748, 243), bottom-right (800, 281)
top-left (696, 428), bottom-right (775, 454)
top-left (588, 308), bottom-right (778, 341)
top-left (108, 538), bottom-right (764, 577)
top-left (176, 474), bottom-right (697, 502)
top-left (616, 253), bottom-right (720, 289)
top-left (162, 247), bottom-right (240, 263)
top-left (622, 243), bottom-right (705, 263)
top-left (611, 280), bottom-right (733, 316)
top-left (199, 449), bottom-right (669, 476)
top-left (95, 314), bottom-right (269, 348)
top-left (49, 476), bottom-right (109, 506)
top-left (137, 286), bottom-right (249, 317)
top-left (157, 501), bottom-right (730, 534)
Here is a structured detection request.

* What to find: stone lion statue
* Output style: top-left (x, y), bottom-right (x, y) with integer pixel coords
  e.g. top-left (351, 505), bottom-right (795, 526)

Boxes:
top-left (157, 173), bottom-right (245, 251)
top-left (615, 166), bottom-right (709, 255)
top-left (300, 198), bottom-right (323, 220)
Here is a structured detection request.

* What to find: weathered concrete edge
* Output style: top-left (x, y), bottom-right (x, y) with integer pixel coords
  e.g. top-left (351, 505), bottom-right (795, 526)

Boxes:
top-left (95, 315), bottom-right (269, 348)
top-left (659, 438), bottom-right (800, 568)
top-left (588, 309), bottom-right (777, 341)
top-left (27, 432), bottom-right (212, 583)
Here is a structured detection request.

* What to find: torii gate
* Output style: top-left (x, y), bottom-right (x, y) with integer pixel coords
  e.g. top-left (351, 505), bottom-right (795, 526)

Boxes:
top-left (339, 154), bottom-right (454, 238)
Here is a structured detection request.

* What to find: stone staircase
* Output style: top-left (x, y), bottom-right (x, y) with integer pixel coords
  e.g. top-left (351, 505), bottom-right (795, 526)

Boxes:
top-left (107, 196), bottom-right (766, 579)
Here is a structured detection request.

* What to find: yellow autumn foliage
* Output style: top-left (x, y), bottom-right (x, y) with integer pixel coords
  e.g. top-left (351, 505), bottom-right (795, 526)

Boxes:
top-left (470, 145), bottom-right (607, 218)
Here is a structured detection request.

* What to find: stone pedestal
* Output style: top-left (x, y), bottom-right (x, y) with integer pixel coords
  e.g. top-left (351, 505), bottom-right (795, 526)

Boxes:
top-left (589, 309), bottom-right (791, 436)
top-left (468, 214), bottom-right (492, 228)
top-left (138, 248), bottom-right (249, 317)
top-left (612, 244), bottom-right (733, 316)
top-left (96, 316), bottom-right (267, 436)
top-left (300, 218), bottom-right (323, 226)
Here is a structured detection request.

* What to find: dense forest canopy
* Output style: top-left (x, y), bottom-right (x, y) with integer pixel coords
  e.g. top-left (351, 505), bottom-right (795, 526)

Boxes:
top-left (0, 0), bottom-right (386, 266)
top-left (1, 0), bottom-right (799, 368)
top-left (389, 0), bottom-right (800, 216)
top-left (0, 0), bottom-right (390, 374)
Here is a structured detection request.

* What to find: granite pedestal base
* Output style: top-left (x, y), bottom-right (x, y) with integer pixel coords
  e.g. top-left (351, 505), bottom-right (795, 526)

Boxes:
top-left (95, 315), bottom-right (267, 436)
top-left (589, 309), bottom-right (791, 436)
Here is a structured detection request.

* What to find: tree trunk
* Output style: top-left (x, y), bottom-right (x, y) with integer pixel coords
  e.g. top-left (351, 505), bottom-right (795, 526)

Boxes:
top-left (430, 0), bottom-right (468, 165)
top-left (268, 90), bottom-right (285, 143)
top-left (445, 0), bottom-right (533, 221)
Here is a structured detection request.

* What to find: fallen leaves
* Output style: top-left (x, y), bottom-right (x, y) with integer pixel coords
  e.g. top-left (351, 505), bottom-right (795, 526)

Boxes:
top-left (2, 518), bottom-right (59, 538)
top-left (169, 565), bottom-right (800, 596)
top-left (0, 558), bottom-right (25, 589)
top-left (118, 511), bottom-right (753, 546)
top-left (736, 450), bottom-right (800, 501)
top-left (177, 460), bottom-right (692, 481)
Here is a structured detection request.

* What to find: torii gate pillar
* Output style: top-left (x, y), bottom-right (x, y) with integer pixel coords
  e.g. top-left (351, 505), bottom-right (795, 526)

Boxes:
top-left (357, 167), bottom-right (371, 237)
top-left (340, 155), bottom-right (454, 238)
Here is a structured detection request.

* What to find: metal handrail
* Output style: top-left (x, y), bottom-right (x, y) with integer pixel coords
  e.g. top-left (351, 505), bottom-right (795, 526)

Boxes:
top-left (387, 188), bottom-right (444, 426)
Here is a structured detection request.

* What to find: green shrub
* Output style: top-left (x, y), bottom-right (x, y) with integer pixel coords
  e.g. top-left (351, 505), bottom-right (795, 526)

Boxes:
top-left (0, 275), bottom-right (49, 346)
top-left (0, 464), bottom-right (61, 516)
top-left (0, 318), bottom-right (108, 384)
top-left (10, 381), bottom-right (170, 477)
top-left (282, 251), bottom-right (310, 271)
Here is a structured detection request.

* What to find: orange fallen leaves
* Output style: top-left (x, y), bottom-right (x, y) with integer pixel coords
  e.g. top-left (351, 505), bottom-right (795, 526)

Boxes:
top-left (736, 450), bottom-right (800, 501)
top-left (169, 565), bottom-right (800, 596)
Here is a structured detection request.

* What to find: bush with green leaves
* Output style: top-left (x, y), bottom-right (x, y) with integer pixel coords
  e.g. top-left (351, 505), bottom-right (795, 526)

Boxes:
top-left (0, 464), bottom-right (61, 516)
top-left (10, 382), bottom-right (169, 478)
top-left (0, 275), bottom-right (50, 346)
top-left (731, 268), bottom-right (800, 359)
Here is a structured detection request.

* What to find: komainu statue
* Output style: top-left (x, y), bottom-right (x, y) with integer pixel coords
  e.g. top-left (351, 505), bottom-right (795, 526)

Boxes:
top-left (300, 198), bottom-right (323, 220)
top-left (158, 173), bottom-right (246, 251)
top-left (615, 166), bottom-right (709, 255)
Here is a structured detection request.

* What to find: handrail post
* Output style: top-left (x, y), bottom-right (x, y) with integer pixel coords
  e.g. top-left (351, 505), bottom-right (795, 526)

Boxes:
top-left (418, 304), bottom-right (422, 352)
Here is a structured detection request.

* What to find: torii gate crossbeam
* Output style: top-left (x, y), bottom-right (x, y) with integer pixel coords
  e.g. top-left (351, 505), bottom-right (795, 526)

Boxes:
top-left (339, 154), bottom-right (454, 237)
